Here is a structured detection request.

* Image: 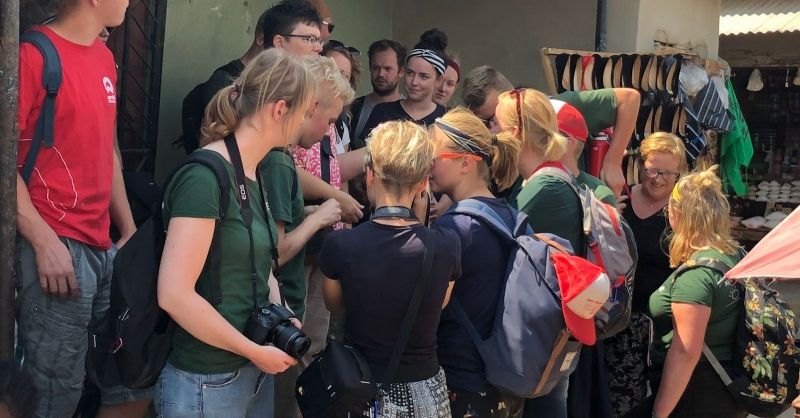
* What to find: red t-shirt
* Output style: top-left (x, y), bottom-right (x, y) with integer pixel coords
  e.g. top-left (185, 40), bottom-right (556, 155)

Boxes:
top-left (18, 26), bottom-right (117, 249)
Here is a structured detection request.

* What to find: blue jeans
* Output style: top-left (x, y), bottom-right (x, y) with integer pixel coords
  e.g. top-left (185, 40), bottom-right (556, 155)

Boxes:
top-left (522, 375), bottom-right (568, 418)
top-left (154, 362), bottom-right (274, 418)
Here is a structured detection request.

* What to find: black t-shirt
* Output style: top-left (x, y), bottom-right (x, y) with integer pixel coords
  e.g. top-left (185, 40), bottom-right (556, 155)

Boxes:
top-left (319, 221), bottom-right (461, 382)
top-left (434, 197), bottom-right (516, 393)
top-left (357, 100), bottom-right (447, 142)
top-left (201, 59), bottom-right (244, 113)
top-left (622, 203), bottom-right (674, 313)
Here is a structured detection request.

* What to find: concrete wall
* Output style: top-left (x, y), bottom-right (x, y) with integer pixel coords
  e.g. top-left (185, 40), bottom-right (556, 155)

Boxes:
top-left (391, 0), bottom-right (597, 93)
top-left (720, 32), bottom-right (800, 68)
top-left (154, 0), bottom-right (392, 182)
top-left (609, 0), bottom-right (721, 58)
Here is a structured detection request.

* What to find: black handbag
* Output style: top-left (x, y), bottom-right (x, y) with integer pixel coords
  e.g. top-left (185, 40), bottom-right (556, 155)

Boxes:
top-left (296, 225), bottom-right (437, 418)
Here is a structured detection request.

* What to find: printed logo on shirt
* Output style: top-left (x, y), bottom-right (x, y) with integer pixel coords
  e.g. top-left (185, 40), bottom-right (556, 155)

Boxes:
top-left (102, 77), bottom-right (116, 104)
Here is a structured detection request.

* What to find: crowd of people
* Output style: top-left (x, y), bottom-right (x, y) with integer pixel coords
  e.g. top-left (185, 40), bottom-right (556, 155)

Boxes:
top-left (6, 0), bottom-right (765, 417)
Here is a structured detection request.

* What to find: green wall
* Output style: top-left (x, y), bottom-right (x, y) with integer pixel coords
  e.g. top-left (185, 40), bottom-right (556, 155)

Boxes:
top-left (154, 0), bottom-right (392, 182)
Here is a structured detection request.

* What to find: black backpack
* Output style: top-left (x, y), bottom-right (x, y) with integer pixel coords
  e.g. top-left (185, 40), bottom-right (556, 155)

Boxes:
top-left (87, 151), bottom-right (232, 389)
top-left (173, 61), bottom-right (241, 154)
top-left (19, 30), bottom-right (61, 184)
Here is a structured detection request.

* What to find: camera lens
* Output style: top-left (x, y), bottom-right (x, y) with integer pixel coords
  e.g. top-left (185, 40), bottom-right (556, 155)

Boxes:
top-left (272, 324), bottom-right (311, 358)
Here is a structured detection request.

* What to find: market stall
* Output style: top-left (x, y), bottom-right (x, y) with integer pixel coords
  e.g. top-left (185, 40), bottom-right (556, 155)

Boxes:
top-left (540, 46), bottom-right (795, 248)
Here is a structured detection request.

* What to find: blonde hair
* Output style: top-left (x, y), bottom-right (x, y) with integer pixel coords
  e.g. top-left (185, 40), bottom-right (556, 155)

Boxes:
top-left (201, 48), bottom-right (315, 145)
top-left (639, 132), bottom-right (688, 174)
top-left (305, 55), bottom-right (355, 107)
top-left (668, 165), bottom-right (738, 267)
top-left (496, 88), bottom-right (569, 161)
top-left (365, 120), bottom-right (434, 190)
top-left (435, 107), bottom-right (520, 191)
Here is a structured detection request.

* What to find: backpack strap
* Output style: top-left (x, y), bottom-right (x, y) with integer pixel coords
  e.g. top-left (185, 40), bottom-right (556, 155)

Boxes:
top-left (174, 151), bottom-right (231, 305)
top-left (532, 164), bottom-right (595, 250)
top-left (448, 198), bottom-right (531, 241)
top-left (20, 31), bottom-right (62, 184)
top-left (673, 255), bottom-right (738, 285)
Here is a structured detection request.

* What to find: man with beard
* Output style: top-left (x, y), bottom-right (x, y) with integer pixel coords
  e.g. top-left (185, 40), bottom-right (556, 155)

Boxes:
top-left (349, 39), bottom-right (407, 146)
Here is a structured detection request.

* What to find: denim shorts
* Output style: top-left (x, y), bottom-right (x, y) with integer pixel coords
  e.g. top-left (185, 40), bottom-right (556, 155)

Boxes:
top-left (16, 237), bottom-right (152, 417)
top-left (154, 362), bottom-right (274, 418)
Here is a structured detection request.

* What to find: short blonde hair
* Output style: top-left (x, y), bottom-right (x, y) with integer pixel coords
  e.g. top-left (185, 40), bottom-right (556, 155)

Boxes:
top-left (668, 165), bottom-right (738, 267)
top-left (640, 132), bottom-right (688, 174)
top-left (365, 120), bottom-right (434, 190)
top-left (435, 107), bottom-right (520, 191)
top-left (305, 55), bottom-right (355, 107)
top-left (496, 88), bottom-right (569, 161)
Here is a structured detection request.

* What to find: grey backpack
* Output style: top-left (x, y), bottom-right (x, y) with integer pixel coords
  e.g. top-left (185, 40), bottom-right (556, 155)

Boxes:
top-left (534, 164), bottom-right (638, 339)
top-left (447, 199), bottom-right (584, 398)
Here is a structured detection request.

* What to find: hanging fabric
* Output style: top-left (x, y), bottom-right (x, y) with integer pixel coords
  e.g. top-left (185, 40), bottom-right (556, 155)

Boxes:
top-left (720, 77), bottom-right (754, 196)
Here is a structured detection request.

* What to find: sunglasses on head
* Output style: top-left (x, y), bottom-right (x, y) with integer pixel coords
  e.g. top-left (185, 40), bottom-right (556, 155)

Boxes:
top-left (323, 20), bottom-right (335, 34)
top-left (326, 39), bottom-right (360, 58)
top-left (509, 88), bottom-right (526, 133)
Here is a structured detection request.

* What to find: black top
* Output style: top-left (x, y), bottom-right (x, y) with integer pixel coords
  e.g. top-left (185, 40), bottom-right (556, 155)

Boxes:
top-left (201, 59), bottom-right (245, 113)
top-left (357, 100), bottom-right (447, 142)
top-left (319, 221), bottom-right (461, 382)
top-left (434, 197), bottom-right (516, 392)
top-left (622, 202), bottom-right (674, 313)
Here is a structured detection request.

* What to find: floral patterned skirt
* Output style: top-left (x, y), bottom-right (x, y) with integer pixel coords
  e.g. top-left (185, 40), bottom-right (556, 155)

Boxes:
top-left (364, 368), bottom-right (452, 418)
top-left (603, 312), bottom-right (652, 417)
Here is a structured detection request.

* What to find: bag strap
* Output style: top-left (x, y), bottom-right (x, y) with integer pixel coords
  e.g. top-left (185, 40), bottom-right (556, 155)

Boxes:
top-left (225, 136), bottom-right (286, 309)
top-left (449, 199), bottom-right (531, 241)
top-left (380, 230), bottom-right (437, 386)
top-left (178, 151), bottom-right (231, 305)
top-left (20, 31), bottom-right (62, 184)
top-left (702, 344), bottom-right (734, 386)
top-left (319, 136), bottom-right (332, 184)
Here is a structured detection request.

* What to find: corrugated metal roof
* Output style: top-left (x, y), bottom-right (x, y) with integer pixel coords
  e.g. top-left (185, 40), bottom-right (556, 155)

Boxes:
top-left (720, 0), bottom-right (800, 35)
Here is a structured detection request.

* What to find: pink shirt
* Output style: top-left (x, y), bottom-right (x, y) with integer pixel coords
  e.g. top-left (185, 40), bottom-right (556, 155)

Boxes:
top-left (292, 125), bottom-right (344, 229)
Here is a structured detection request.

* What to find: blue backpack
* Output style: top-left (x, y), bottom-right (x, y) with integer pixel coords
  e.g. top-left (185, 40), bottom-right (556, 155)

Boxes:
top-left (447, 199), bottom-right (584, 398)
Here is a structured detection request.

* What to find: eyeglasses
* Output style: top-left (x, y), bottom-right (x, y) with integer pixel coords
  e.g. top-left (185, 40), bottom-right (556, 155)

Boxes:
top-left (281, 34), bottom-right (323, 47)
top-left (326, 40), bottom-right (360, 58)
top-left (434, 152), bottom-right (483, 162)
top-left (480, 114), bottom-right (495, 130)
top-left (509, 88), bottom-right (526, 133)
top-left (641, 167), bottom-right (679, 181)
top-left (323, 20), bottom-right (335, 34)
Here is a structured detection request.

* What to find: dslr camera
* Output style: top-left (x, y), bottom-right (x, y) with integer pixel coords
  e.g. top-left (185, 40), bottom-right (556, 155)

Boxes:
top-left (243, 303), bottom-right (310, 359)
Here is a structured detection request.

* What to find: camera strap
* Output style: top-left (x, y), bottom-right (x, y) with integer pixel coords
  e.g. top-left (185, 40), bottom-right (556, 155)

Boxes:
top-left (224, 135), bottom-right (286, 310)
top-left (371, 206), bottom-right (416, 221)
top-left (380, 229), bottom-right (436, 388)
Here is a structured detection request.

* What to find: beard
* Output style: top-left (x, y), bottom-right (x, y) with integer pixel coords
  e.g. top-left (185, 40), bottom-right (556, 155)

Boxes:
top-left (372, 78), bottom-right (399, 96)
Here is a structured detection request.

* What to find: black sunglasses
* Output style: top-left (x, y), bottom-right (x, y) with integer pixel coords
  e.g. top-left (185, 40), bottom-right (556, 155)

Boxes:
top-left (323, 20), bottom-right (335, 34)
top-left (326, 39), bottom-right (360, 58)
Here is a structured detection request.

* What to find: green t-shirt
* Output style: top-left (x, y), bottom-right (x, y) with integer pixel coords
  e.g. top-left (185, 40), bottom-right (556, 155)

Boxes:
top-left (515, 175), bottom-right (584, 255)
top-left (260, 148), bottom-right (307, 319)
top-left (501, 176), bottom-right (524, 207)
top-left (554, 89), bottom-right (617, 134)
top-left (163, 150), bottom-right (276, 374)
top-left (576, 171), bottom-right (618, 206)
top-left (649, 248), bottom-right (743, 366)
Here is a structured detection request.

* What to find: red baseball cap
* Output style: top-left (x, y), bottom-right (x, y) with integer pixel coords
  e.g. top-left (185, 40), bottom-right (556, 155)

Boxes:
top-left (552, 252), bottom-right (611, 345)
top-left (550, 99), bottom-right (589, 142)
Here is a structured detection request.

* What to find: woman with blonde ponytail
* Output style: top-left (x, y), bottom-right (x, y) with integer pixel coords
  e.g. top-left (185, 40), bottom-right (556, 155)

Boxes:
top-left (648, 166), bottom-right (746, 418)
top-left (155, 48), bottom-right (316, 417)
top-left (429, 107), bottom-right (524, 417)
top-left (495, 89), bottom-right (580, 418)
